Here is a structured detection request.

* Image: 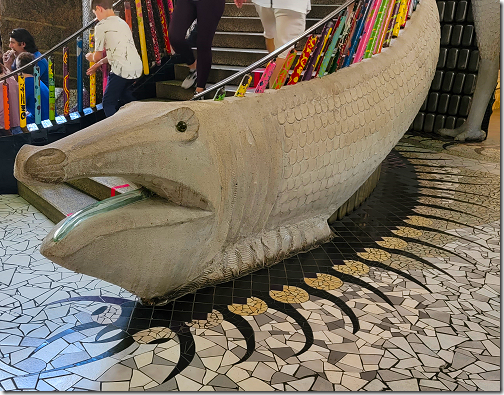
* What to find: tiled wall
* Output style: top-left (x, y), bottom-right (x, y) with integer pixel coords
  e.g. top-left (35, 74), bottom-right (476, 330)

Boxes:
top-left (411, 0), bottom-right (481, 134)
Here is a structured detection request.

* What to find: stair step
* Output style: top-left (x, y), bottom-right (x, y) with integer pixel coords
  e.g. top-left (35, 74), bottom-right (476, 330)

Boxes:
top-left (175, 64), bottom-right (247, 85)
top-left (222, 3), bottom-right (336, 18)
top-left (67, 177), bottom-right (140, 201)
top-left (217, 16), bottom-right (319, 33)
top-left (213, 31), bottom-right (266, 49)
top-left (18, 182), bottom-right (98, 224)
top-left (156, 1), bottom-right (343, 102)
top-left (156, 79), bottom-right (240, 100)
top-left (223, 3), bottom-right (258, 17)
top-left (211, 46), bottom-right (269, 66)
top-left (213, 31), bottom-right (308, 51)
top-left (156, 80), bottom-right (197, 101)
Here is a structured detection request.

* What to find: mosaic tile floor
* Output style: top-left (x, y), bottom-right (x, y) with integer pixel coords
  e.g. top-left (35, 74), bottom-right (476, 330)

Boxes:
top-left (0, 138), bottom-right (500, 391)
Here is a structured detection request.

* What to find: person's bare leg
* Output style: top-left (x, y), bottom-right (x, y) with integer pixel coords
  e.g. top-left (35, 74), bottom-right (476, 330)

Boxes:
top-left (188, 60), bottom-right (197, 70)
top-left (437, 58), bottom-right (498, 141)
top-left (265, 37), bottom-right (275, 53)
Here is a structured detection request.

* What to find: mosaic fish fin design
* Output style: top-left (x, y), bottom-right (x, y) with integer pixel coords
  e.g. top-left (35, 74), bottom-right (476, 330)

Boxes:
top-left (263, 295), bottom-right (315, 356)
top-left (215, 306), bottom-right (256, 364)
top-left (358, 259), bottom-right (432, 292)
top-left (330, 271), bottom-right (394, 306)
top-left (300, 284), bottom-right (360, 334)
top-left (162, 327), bottom-right (195, 383)
top-left (398, 236), bottom-right (476, 265)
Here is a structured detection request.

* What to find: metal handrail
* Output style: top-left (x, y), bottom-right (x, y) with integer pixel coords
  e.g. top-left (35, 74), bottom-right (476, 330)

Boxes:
top-left (0, 0), bottom-right (355, 99)
top-left (191, 0), bottom-right (355, 100)
top-left (0, 0), bottom-right (125, 83)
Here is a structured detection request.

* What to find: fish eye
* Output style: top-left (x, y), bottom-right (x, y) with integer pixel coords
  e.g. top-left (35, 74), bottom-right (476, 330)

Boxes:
top-left (176, 121), bottom-right (187, 133)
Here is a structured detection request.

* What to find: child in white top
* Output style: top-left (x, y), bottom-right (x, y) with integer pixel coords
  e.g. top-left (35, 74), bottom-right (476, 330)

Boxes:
top-left (86, 0), bottom-right (143, 117)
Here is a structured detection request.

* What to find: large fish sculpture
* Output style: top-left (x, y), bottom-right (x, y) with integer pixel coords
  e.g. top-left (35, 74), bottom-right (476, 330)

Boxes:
top-left (14, 0), bottom-right (439, 305)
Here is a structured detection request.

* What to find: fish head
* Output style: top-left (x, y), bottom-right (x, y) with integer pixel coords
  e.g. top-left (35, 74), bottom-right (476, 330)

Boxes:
top-left (14, 101), bottom-right (231, 302)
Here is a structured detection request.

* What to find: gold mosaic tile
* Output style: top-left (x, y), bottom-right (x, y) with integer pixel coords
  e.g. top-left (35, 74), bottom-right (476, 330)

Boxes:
top-left (228, 297), bottom-right (268, 316)
top-left (132, 326), bottom-right (175, 344)
top-left (391, 226), bottom-right (423, 238)
top-left (333, 260), bottom-right (370, 276)
top-left (269, 285), bottom-right (310, 304)
top-left (404, 215), bottom-right (433, 227)
top-left (376, 237), bottom-right (408, 250)
top-left (304, 273), bottom-right (343, 290)
top-left (357, 248), bottom-right (391, 262)
top-left (186, 310), bottom-right (224, 329)
top-left (389, 258), bottom-right (425, 271)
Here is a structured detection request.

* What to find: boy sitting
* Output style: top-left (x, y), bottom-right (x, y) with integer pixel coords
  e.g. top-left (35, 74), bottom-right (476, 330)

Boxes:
top-left (86, 0), bottom-right (143, 117)
top-left (16, 52), bottom-right (49, 124)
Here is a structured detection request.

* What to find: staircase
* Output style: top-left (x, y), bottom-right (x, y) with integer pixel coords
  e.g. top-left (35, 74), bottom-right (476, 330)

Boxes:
top-left (156, 0), bottom-right (344, 101)
top-left (18, 0), bottom-right (345, 222)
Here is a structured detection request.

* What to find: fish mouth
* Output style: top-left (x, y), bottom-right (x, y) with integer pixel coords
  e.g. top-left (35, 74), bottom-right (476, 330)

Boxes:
top-left (40, 186), bottom-right (217, 301)
top-left (44, 185), bottom-right (215, 253)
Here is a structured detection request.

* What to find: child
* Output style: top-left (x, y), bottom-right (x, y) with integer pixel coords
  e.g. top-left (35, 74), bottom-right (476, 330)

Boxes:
top-left (16, 52), bottom-right (49, 125)
top-left (86, 0), bottom-right (143, 117)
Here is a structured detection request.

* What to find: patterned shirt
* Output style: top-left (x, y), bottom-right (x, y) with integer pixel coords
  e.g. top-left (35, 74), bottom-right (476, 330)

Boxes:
top-left (95, 16), bottom-right (143, 79)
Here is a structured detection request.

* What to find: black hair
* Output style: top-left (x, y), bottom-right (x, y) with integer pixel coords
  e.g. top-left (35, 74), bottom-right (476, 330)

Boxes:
top-left (9, 28), bottom-right (38, 53)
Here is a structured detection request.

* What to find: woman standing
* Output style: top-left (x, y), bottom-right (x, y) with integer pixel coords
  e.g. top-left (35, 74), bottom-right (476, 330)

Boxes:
top-left (169, 0), bottom-right (226, 97)
top-left (235, 0), bottom-right (311, 88)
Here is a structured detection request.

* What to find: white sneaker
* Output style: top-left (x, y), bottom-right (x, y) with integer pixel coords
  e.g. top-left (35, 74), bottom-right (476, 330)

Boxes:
top-left (181, 69), bottom-right (197, 89)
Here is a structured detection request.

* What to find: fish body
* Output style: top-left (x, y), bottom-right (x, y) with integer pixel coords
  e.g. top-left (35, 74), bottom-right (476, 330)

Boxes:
top-left (14, 0), bottom-right (439, 304)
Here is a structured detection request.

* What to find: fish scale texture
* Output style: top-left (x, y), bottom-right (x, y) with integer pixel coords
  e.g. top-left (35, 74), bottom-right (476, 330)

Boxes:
top-left (189, 0), bottom-right (442, 303)
top-left (271, 0), bottom-right (440, 223)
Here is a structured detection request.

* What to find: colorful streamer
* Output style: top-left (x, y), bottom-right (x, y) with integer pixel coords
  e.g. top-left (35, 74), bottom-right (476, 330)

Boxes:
top-left (341, 3), bottom-right (367, 66)
top-left (332, 0), bottom-right (362, 71)
top-left (145, 0), bottom-right (161, 65)
top-left (63, 47), bottom-right (70, 116)
top-left (382, 0), bottom-right (402, 47)
top-left (234, 74), bottom-right (252, 97)
top-left (18, 75), bottom-right (26, 128)
top-left (77, 37), bottom-right (83, 112)
top-left (272, 49), bottom-right (297, 89)
top-left (34, 65), bottom-right (41, 124)
top-left (318, 13), bottom-right (347, 77)
top-left (89, 29), bottom-right (96, 107)
top-left (392, 0), bottom-right (407, 37)
top-left (364, 0), bottom-right (389, 58)
top-left (3, 83), bottom-right (10, 130)
top-left (287, 35), bottom-right (318, 85)
top-left (354, 0), bottom-right (382, 63)
top-left (124, 1), bottom-right (133, 29)
top-left (303, 21), bottom-right (334, 81)
top-left (135, 0), bottom-right (150, 75)
top-left (254, 61), bottom-right (276, 93)
top-left (375, 0), bottom-right (396, 53)
top-left (48, 56), bottom-right (56, 120)
top-left (102, 49), bottom-right (108, 92)
top-left (156, 0), bottom-right (171, 53)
